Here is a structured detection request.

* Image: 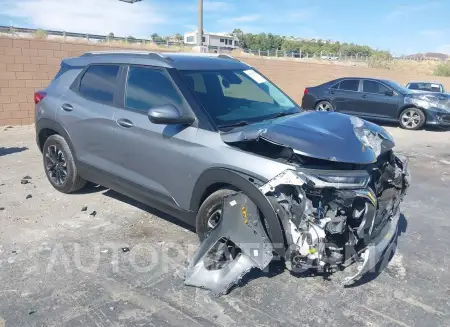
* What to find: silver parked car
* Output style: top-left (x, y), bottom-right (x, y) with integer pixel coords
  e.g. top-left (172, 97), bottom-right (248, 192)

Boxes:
top-left (406, 81), bottom-right (446, 93)
top-left (35, 51), bottom-right (410, 292)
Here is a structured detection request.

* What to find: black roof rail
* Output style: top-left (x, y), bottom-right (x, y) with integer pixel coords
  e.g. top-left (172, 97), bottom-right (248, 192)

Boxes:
top-left (217, 54), bottom-right (241, 62)
top-left (81, 50), bottom-right (173, 62)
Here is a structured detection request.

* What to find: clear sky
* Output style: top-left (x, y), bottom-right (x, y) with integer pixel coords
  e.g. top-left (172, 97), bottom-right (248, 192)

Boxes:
top-left (0, 0), bottom-right (448, 55)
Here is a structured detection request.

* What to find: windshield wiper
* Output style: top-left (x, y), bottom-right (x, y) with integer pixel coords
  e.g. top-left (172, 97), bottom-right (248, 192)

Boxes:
top-left (267, 111), bottom-right (297, 120)
top-left (218, 121), bottom-right (249, 129)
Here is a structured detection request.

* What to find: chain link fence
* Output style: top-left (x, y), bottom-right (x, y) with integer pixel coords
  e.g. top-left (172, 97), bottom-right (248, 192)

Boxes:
top-left (0, 25), bottom-right (183, 47)
top-left (242, 48), bottom-right (370, 62)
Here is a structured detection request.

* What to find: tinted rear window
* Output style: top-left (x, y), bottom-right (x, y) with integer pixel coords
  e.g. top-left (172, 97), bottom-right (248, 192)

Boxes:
top-left (339, 80), bottom-right (359, 91)
top-left (79, 65), bottom-right (120, 104)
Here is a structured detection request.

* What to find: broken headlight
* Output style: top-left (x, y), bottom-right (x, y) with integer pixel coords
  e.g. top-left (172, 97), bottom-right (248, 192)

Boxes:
top-left (296, 169), bottom-right (370, 189)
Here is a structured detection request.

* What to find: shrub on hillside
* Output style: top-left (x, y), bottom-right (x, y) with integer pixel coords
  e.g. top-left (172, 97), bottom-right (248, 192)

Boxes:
top-left (434, 62), bottom-right (450, 76)
top-left (33, 29), bottom-right (48, 39)
top-left (368, 52), bottom-right (393, 69)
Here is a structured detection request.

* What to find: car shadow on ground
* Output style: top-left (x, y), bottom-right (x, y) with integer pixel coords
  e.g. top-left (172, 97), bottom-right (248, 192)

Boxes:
top-left (73, 182), bottom-right (108, 195)
top-left (101, 188), bottom-right (196, 232)
top-left (0, 146), bottom-right (28, 157)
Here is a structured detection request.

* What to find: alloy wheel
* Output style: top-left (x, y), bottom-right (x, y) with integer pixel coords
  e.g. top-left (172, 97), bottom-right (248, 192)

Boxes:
top-left (45, 145), bottom-right (68, 186)
top-left (401, 109), bottom-right (421, 129)
top-left (207, 208), bottom-right (222, 230)
top-left (316, 101), bottom-right (333, 111)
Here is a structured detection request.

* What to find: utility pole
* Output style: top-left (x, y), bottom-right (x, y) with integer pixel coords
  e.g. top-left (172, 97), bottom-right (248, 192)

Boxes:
top-left (197, 0), bottom-right (203, 46)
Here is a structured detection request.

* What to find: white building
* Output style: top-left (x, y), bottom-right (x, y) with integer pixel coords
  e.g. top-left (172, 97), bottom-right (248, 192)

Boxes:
top-left (183, 31), bottom-right (239, 49)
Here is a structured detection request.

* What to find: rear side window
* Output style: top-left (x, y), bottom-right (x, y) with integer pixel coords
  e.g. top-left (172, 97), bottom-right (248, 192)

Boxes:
top-left (79, 65), bottom-right (120, 104)
top-left (363, 80), bottom-right (390, 94)
top-left (125, 66), bottom-right (184, 112)
top-left (339, 80), bottom-right (359, 91)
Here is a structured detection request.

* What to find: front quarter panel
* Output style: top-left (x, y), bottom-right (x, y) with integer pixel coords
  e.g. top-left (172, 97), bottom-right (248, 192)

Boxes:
top-left (173, 129), bottom-right (294, 212)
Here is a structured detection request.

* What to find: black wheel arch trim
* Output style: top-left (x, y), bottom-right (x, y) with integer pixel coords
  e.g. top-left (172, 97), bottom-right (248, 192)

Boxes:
top-left (36, 118), bottom-right (76, 158)
top-left (190, 168), bottom-right (287, 257)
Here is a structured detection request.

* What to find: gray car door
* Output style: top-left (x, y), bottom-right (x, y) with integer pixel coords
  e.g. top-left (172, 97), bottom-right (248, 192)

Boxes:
top-left (332, 79), bottom-right (361, 114)
top-left (109, 65), bottom-right (200, 208)
top-left (355, 80), bottom-right (400, 119)
top-left (57, 64), bottom-right (120, 170)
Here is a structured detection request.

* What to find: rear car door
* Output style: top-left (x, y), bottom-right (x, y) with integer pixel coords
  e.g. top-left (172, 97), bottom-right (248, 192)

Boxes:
top-left (58, 64), bottom-right (120, 171)
top-left (331, 79), bottom-right (361, 114)
top-left (355, 80), bottom-right (400, 119)
top-left (109, 65), bottom-right (199, 209)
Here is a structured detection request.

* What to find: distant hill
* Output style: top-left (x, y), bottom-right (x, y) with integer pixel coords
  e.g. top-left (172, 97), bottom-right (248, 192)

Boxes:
top-left (403, 52), bottom-right (449, 61)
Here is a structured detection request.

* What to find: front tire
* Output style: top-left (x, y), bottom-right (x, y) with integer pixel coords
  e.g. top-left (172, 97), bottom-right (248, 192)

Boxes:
top-left (42, 134), bottom-right (86, 193)
top-left (399, 108), bottom-right (425, 130)
top-left (315, 100), bottom-right (334, 112)
top-left (195, 188), bottom-right (237, 241)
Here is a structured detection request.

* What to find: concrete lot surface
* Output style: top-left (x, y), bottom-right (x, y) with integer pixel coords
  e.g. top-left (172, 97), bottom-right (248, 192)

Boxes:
top-left (0, 125), bottom-right (449, 327)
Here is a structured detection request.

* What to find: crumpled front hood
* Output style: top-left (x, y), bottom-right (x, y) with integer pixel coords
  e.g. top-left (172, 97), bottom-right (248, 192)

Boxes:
top-left (221, 111), bottom-right (395, 164)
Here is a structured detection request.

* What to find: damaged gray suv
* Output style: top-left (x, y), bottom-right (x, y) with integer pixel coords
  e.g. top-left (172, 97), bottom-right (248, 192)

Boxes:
top-left (35, 51), bottom-right (410, 294)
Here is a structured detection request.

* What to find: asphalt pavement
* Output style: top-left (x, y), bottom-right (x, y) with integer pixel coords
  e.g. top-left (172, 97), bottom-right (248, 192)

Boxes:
top-left (0, 124), bottom-right (449, 327)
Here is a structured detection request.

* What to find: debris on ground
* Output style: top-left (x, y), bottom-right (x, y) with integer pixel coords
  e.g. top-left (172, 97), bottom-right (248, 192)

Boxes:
top-left (121, 247), bottom-right (130, 253)
top-left (81, 206), bottom-right (88, 212)
top-left (28, 310), bottom-right (36, 315)
top-left (0, 207), bottom-right (4, 211)
top-left (3, 126), bottom-right (13, 131)
top-left (20, 179), bottom-right (29, 185)
top-left (22, 175), bottom-right (32, 180)
top-left (89, 210), bottom-right (97, 217)
top-left (26, 194), bottom-right (32, 199)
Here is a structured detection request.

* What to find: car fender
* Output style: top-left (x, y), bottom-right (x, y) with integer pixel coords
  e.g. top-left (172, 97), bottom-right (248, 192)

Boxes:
top-left (190, 168), bottom-right (287, 257)
top-left (36, 118), bottom-right (76, 157)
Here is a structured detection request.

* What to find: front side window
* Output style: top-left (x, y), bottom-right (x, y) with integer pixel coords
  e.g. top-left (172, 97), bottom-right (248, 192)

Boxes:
top-left (180, 69), bottom-right (299, 127)
top-left (125, 66), bottom-right (184, 112)
top-left (79, 65), bottom-right (120, 104)
top-left (363, 80), bottom-right (390, 94)
top-left (339, 79), bottom-right (359, 91)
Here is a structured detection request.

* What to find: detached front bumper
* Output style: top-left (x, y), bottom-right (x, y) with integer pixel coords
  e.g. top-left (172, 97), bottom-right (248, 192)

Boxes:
top-left (344, 155), bottom-right (410, 284)
top-left (344, 208), bottom-right (400, 284)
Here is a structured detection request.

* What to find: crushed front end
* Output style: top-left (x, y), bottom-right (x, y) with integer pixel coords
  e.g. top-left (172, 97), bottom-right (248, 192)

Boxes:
top-left (263, 151), bottom-right (410, 284)
top-left (185, 114), bottom-right (411, 295)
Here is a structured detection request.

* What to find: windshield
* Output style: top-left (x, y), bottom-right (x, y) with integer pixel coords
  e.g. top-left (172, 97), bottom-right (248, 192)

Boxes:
top-left (179, 69), bottom-right (300, 128)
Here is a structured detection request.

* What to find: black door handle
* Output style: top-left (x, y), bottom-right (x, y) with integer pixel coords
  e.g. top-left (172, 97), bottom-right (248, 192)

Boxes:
top-left (61, 103), bottom-right (73, 111)
top-left (330, 91), bottom-right (335, 94)
top-left (116, 118), bottom-right (134, 128)
top-left (361, 94), bottom-right (368, 98)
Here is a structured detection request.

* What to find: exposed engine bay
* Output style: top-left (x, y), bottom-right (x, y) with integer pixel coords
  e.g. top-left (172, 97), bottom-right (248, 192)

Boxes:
top-left (184, 115), bottom-right (411, 296)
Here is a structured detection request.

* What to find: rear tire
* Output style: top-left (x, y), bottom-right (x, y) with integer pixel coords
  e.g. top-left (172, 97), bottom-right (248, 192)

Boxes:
top-left (315, 100), bottom-right (334, 112)
top-left (399, 107), bottom-right (425, 130)
top-left (42, 134), bottom-right (86, 193)
top-left (195, 188), bottom-right (237, 241)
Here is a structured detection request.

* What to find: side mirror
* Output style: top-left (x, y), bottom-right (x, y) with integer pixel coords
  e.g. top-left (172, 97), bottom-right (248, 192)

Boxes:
top-left (384, 89), bottom-right (394, 96)
top-left (148, 104), bottom-right (195, 125)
